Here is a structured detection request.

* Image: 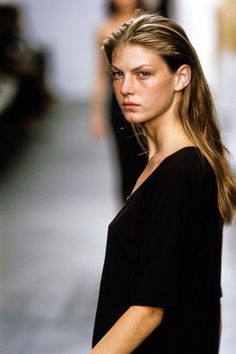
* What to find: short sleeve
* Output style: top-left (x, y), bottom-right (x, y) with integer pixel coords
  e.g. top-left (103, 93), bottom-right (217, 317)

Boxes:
top-left (129, 167), bottom-right (191, 308)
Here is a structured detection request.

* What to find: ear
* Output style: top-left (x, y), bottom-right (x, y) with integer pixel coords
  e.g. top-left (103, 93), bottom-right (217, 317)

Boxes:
top-left (174, 64), bottom-right (191, 92)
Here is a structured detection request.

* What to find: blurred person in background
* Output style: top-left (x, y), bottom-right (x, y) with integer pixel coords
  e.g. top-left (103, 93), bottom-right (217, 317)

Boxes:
top-left (218, 0), bottom-right (236, 171)
top-left (0, 4), bottom-right (50, 162)
top-left (89, 0), bottom-right (170, 202)
top-left (91, 12), bottom-right (236, 354)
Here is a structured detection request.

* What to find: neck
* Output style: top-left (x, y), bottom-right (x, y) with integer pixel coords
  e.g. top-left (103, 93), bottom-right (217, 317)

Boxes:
top-left (143, 113), bottom-right (193, 162)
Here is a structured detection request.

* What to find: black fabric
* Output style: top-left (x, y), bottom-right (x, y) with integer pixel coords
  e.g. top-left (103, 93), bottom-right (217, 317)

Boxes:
top-left (92, 147), bottom-right (222, 354)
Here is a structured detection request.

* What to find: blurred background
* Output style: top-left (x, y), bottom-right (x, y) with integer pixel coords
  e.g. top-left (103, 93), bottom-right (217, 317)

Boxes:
top-left (0, 0), bottom-right (235, 353)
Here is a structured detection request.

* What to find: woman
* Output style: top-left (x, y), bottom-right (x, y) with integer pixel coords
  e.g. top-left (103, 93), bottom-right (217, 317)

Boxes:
top-left (89, 0), bottom-right (169, 201)
top-left (90, 13), bottom-right (236, 354)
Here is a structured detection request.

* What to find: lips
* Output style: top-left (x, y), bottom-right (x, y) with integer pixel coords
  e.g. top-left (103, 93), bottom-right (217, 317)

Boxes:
top-left (121, 102), bottom-right (139, 107)
top-left (121, 102), bottom-right (140, 112)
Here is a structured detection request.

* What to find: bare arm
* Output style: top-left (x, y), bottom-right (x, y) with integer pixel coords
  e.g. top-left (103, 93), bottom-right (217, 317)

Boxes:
top-left (90, 305), bottom-right (164, 354)
top-left (89, 27), bottom-right (110, 140)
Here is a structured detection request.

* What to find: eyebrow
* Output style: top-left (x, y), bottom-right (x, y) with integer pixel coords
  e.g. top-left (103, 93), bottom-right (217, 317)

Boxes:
top-left (111, 64), bottom-right (155, 71)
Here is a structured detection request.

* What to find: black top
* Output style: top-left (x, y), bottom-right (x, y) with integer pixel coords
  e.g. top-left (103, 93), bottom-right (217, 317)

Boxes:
top-left (92, 147), bottom-right (222, 354)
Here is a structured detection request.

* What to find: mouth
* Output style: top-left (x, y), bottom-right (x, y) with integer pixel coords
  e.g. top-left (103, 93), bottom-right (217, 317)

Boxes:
top-left (122, 101), bottom-right (139, 107)
top-left (121, 102), bottom-right (140, 110)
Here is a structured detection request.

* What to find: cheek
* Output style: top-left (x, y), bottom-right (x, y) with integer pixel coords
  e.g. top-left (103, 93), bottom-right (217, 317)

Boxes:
top-left (112, 82), bottom-right (121, 97)
top-left (144, 79), bottom-right (175, 100)
top-left (138, 78), bottom-right (162, 98)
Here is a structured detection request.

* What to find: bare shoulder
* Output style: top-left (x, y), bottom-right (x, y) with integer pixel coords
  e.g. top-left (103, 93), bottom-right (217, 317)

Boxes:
top-left (98, 15), bottom-right (128, 41)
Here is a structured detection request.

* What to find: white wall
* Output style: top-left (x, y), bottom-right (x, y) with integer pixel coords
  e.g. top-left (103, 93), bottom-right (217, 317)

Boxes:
top-left (175, 0), bottom-right (220, 91)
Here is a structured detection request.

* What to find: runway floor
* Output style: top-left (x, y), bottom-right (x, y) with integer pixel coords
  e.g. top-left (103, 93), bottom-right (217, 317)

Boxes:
top-left (1, 102), bottom-right (235, 354)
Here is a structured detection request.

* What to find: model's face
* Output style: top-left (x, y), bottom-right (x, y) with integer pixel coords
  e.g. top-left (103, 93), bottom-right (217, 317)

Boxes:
top-left (111, 44), bottom-right (178, 126)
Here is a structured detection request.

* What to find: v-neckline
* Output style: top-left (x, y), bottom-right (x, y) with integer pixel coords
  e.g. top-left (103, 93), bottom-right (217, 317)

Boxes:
top-left (126, 146), bottom-right (198, 202)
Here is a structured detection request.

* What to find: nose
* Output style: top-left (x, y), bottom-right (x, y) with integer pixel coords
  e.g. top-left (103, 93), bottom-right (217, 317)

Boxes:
top-left (120, 74), bottom-right (135, 96)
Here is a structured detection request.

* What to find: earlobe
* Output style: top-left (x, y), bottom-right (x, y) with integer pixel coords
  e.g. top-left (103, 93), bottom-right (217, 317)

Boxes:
top-left (175, 64), bottom-right (191, 91)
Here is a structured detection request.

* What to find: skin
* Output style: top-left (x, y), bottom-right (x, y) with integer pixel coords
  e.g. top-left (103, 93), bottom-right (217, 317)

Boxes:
top-left (90, 306), bottom-right (164, 354)
top-left (111, 45), bottom-right (178, 125)
top-left (90, 44), bottom-right (193, 353)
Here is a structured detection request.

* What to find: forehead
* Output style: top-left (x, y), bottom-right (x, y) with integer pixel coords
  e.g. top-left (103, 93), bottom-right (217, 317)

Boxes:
top-left (112, 44), bottom-right (164, 69)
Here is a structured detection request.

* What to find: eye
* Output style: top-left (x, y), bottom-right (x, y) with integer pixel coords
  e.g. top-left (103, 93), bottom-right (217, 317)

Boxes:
top-left (137, 71), bottom-right (151, 79)
top-left (111, 70), bottom-right (123, 80)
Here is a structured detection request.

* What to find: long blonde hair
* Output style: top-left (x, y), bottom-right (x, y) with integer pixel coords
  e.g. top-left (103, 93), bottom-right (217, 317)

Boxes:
top-left (103, 12), bottom-right (236, 224)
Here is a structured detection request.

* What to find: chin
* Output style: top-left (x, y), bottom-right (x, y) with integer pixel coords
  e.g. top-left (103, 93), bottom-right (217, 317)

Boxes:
top-left (124, 117), bottom-right (138, 124)
top-left (122, 113), bottom-right (143, 124)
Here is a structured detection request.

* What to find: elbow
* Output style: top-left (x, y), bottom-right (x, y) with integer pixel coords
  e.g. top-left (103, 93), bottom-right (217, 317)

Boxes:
top-left (147, 306), bottom-right (164, 327)
top-left (131, 305), bottom-right (164, 328)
